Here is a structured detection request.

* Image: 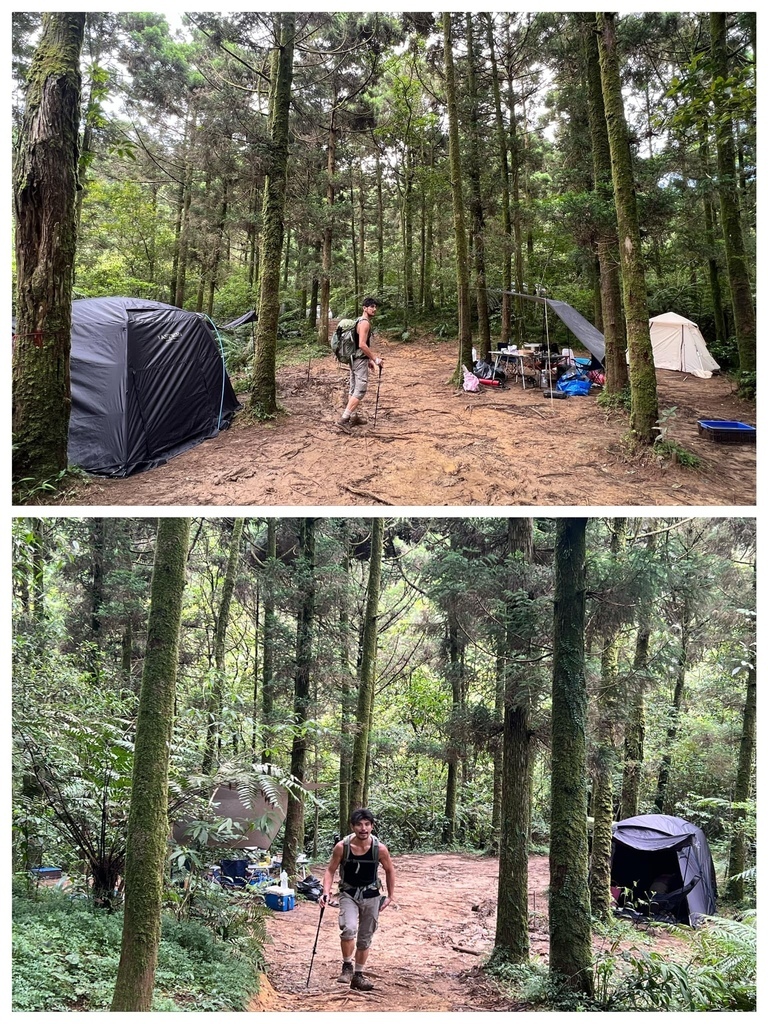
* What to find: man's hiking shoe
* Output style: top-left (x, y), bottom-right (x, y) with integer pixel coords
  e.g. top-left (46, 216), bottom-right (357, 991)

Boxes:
top-left (350, 972), bottom-right (374, 992)
top-left (336, 416), bottom-right (352, 430)
top-left (337, 961), bottom-right (354, 983)
top-left (349, 412), bottom-right (368, 425)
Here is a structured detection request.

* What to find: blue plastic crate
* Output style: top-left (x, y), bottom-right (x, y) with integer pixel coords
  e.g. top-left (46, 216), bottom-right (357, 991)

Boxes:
top-left (697, 419), bottom-right (756, 443)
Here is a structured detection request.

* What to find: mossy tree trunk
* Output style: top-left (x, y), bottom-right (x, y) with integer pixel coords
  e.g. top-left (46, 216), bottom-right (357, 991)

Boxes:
top-left (494, 517), bottom-right (535, 964)
top-left (347, 518), bottom-right (384, 821)
top-left (465, 14), bottom-right (491, 360)
top-left (620, 531), bottom-right (656, 820)
top-left (111, 518), bottom-right (190, 1012)
top-left (317, 96), bottom-right (337, 347)
top-left (580, 14), bottom-right (628, 396)
top-left (12, 12), bottom-right (85, 496)
top-left (549, 517), bottom-right (593, 997)
top-left (261, 519), bottom-right (277, 763)
top-left (653, 593), bottom-right (690, 813)
top-left (724, 660), bottom-right (756, 903)
top-left (338, 539), bottom-right (354, 836)
top-left (590, 518), bottom-right (627, 921)
top-left (485, 14), bottom-right (513, 348)
top-left (597, 13), bottom-right (658, 442)
top-left (201, 518), bottom-right (245, 774)
top-left (710, 12), bottom-right (756, 389)
top-left (282, 518), bottom-right (316, 880)
top-left (251, 12), bottom-right (295, 417)
top-left (442, 13), bottom-right (473, 379)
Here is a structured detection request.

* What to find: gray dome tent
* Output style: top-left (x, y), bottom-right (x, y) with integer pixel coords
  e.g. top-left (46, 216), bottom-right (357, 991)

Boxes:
top-left (611, 814), bottom-right (717, 926)
top-left (68, 297), bottom-right (239, 476)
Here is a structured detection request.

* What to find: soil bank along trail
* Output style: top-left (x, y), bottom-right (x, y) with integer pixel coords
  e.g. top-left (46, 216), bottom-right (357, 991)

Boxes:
top-left (62, 336), bottom-right (755, 508)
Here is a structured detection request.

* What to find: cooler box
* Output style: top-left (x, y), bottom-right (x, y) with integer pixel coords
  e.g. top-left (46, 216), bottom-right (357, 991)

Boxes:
top-left (264, 885), bottom-right (295, 911)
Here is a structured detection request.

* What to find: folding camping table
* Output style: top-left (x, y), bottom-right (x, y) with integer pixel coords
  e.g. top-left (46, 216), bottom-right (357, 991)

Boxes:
top-left (491, 348), bottom-right (541, 389)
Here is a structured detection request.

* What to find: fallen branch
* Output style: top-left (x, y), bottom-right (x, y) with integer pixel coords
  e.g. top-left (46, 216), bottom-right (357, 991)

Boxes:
top-left (451, 945), bottom-right (483, 956)
top-left (340, 484), bottom-right (393, 505)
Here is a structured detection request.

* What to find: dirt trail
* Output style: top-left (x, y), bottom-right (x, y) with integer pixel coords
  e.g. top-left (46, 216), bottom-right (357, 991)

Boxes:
top-left (249, 852), bottom-right (689, 1013)
top-left (59, 335), bottom-right (755, 508)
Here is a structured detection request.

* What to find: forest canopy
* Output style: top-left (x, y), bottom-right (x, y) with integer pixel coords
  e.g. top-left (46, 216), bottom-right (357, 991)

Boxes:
top-left (10, 11), bottom-right (756, 362)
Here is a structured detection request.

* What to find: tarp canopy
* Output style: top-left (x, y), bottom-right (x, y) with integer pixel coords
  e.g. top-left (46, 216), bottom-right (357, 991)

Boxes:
top-left (611, 814), bottom-right (718, 926)
top-left (68, 297), bottom-right (239, 476)
top-left (220, 310), bottom-right (257, 330)
top-left (172, 781), bottom-right (288, 851)
top-left (508, 292), bottom-right (605, 363)
top-left (649, 312), bottom-right (720, 378)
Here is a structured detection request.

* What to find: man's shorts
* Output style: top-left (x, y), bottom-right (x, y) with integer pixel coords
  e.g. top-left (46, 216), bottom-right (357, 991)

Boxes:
top-left (349, 355), bottom-right (369, 399)
top-left (338, 890), bottom-right (380, 949)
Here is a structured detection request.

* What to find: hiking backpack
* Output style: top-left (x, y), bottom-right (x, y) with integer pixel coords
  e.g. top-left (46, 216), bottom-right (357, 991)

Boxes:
top-left (339, 833), bottom-right (380, 891)
top-left (331, 317), bottom-right (363, 364)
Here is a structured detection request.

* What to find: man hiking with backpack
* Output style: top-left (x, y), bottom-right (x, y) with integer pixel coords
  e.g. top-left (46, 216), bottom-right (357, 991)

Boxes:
top-left (319, 808), bottom-right (396, 991)
top-left (334, 297), bottom-right (383, 428)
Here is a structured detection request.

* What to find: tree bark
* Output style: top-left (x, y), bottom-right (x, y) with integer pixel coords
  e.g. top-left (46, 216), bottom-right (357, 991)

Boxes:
top-left (111, 518), bottom-right (190, 1012)
top-left (710, 12), bottom-right (756, 387)
top-left (442, 13), bottom-right (473, 379)
top-left (494, 517), bottom-right (534, 963)
top-left (549, 518), bottom-right (593, 997)
top-left (261, 519), bottom-right (277, 763)
top-left (282, 517), bottom-right (316, 879)
top-left (12, 12), bottom-right (85, 494)
top-left (580, 14), bottom-right (628, 395)
top-left (724, 660), bottom-right (755, 903)
top-left (348, 518), bottom-right (384, 820)
top-left (590, 518), bottom-right (627, 921)
top-left (597, 13), bottom-right (658, 441)
top-left (485, 15), bottom-right (513, 347)
top-left (251, 13), bottom-right (295, 417)
top-left (465, 14), bottom-right (491, 359)
top-left (201, 519), bottom-right (245, 774)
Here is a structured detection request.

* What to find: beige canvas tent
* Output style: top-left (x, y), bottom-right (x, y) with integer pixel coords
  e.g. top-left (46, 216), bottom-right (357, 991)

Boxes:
top-left (649, 312), bottom-right (720, 378)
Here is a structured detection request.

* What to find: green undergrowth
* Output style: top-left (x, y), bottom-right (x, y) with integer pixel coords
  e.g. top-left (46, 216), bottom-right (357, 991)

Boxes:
top-left (485, 910), bottom-right (755, 1012)
top-left (12, 880), bottom-right (263, 1012)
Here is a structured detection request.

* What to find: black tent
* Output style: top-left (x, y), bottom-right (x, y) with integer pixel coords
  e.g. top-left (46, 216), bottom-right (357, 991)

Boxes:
top-left (68, 297), bottom-right (240, 476)
top-left (611, 814), bottom-right (718, 926)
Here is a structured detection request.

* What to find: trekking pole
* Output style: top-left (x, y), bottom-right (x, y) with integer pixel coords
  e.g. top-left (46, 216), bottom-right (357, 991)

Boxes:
top-left (373, 363), bottom-right (383, 428)
top-left (306, 901), bottom-right (326, 987)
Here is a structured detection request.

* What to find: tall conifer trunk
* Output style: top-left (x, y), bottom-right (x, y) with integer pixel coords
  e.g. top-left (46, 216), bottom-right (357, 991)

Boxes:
top-left (251, 13), bottom-right (295, 417)
top-left (494, 517), bottom-right (534, 964)
top-left (442, 13), bottom-right (473, 378)
top-left (710, 12), bottom-right (756, 389)
top-left (111, 518), bottom-right (190, 1012)
top-left (549, 518), bottom-right (593, 997)
top-left (282, 518), bottom-right (316, 879)
top-left (348, 519), bottom-right (383, 820)
top-left (13, 12), bottom-right (85, 495)
top-left (597, 13), bottom-right (658, 442)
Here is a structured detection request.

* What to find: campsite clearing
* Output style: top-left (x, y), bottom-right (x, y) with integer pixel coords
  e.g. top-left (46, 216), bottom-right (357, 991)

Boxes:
top-left (250, 851), bottom-right (693, 1012)
top-left (59, 334), bottom-right (755, 508)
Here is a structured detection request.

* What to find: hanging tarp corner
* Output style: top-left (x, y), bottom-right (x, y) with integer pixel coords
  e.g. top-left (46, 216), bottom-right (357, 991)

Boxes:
top-left (68, 297), bottom-right (240, 477)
